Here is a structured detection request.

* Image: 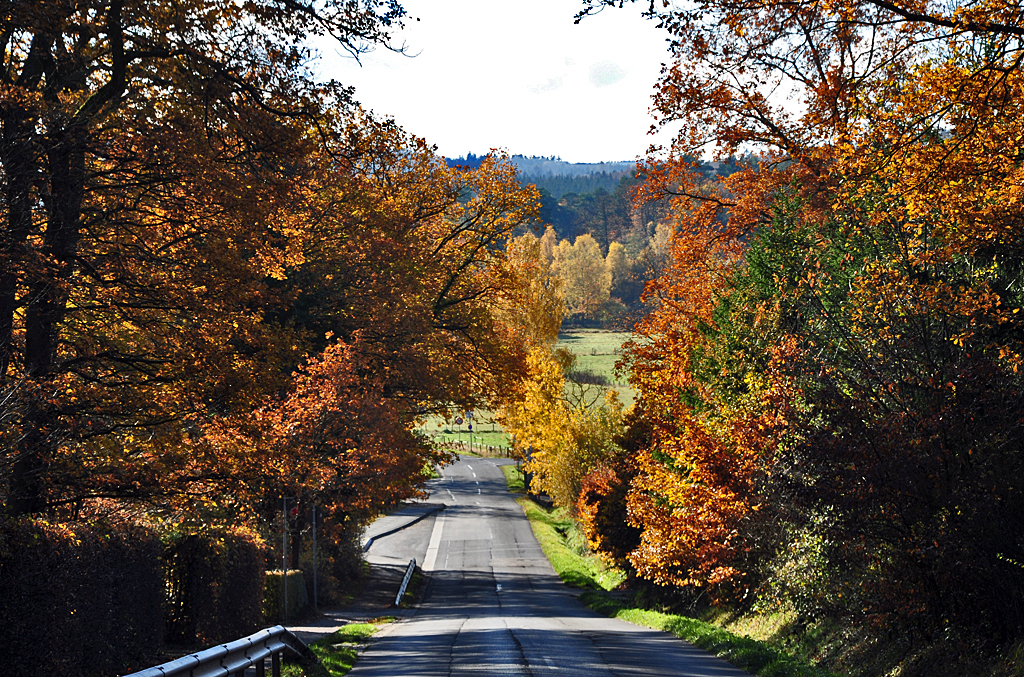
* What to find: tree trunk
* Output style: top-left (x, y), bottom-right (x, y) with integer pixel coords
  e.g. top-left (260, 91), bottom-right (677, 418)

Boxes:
top-left (8, 127), bottom-right (87, 516)
top-left (0, 111), bottom-right (38, 381)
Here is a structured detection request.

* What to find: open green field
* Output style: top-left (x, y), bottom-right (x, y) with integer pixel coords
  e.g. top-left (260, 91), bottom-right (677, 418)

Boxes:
top-left (417, 329), bottom-right (636, 452)
top-left (421, 413), bottom-right (511, 455)
top-left (556, 329), bottom-right (635, 408)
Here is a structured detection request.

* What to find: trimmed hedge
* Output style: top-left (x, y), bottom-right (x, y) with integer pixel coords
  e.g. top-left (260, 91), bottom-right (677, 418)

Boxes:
top-left (263, 569), bottom-right (309, 622)
top-left (164, 527), bottom-right (268, 645)
top-left (0, 518), bottom-right (164, 677)
top-left (1, 519), bottom-right (271, 674)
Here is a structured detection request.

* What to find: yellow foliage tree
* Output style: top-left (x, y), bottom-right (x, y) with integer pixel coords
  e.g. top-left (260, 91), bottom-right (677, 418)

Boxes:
top-left (552, 234), bottom-right (612, 321)
top-left (499, 347), bottom-right (624, 513)
top-left (494, 232), bottom-right (565, 349)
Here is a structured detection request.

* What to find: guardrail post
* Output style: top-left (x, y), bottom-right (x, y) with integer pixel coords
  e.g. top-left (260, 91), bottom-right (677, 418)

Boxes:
top-left (272, 651), bottom-right (281, 677)
top-left (395, 558), bottom-right (417, 606)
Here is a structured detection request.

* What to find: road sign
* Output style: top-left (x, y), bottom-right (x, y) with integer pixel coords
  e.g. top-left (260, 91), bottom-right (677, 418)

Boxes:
top-left (455, 417), bottom-right (463, 425)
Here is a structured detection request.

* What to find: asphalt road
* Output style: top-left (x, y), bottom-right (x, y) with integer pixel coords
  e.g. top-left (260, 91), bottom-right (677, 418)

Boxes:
top-left (351, 455), bottom-right (751, 677)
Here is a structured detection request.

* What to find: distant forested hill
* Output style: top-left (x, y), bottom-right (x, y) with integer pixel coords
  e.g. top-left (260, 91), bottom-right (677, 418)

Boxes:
top-left (525, 171), bottom-right (632, 198)
top-left (507, 156), bottom-right (636, 177)
top-left (445, 155), bottom-right (636, 198)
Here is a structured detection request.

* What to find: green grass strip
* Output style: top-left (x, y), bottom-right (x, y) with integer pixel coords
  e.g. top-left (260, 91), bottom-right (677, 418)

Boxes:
top-left (283, 621), bottom-right (390, 677)
top-left (501, 464), bottom-right (624, 591)
top-left (500, 464), bottom-right (524, 492)
top-left (579, 591), bottom-right (838, 677)
top-left (517, 498), bottom-right (625, 591)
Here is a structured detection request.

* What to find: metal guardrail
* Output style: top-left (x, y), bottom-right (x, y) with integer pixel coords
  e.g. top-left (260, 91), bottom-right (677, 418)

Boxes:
top-left (122, 625), bottom-right (313, 677)
top-left (394, 558), bottom-right (416, 606)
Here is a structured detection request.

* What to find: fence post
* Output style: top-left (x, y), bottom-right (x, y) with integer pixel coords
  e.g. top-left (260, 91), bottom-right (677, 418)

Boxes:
top-left (282, 497), bottom-right (288, 624)
top-left (312, 505), bottom-right (318, 613)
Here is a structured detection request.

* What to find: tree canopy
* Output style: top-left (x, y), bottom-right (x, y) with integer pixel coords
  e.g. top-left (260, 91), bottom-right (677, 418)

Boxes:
top-left (571, 0), bottom-right (1024, 642)
top-left (0, 1), bottom-right (544, 533)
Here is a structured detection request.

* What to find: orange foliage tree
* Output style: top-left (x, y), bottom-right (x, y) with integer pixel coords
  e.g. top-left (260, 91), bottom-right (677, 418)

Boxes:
top-left (0, 1), bottom-right (542, 545)
top-left (585, 0), bottom-right (1024, 634)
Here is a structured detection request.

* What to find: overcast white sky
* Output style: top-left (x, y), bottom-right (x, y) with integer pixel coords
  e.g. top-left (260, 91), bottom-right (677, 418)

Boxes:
top-left (314, 0), bottom-right (674, 163)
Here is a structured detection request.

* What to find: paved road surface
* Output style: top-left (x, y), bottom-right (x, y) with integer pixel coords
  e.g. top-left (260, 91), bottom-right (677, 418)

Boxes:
top-left (350, 456), bottom-right (750, 677)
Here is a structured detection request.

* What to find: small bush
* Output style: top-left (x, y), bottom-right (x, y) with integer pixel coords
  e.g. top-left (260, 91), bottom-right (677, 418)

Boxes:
top-left (567, 369), bottom-right (609, 386)
top-left (297, 518), bottom-right (365, 608)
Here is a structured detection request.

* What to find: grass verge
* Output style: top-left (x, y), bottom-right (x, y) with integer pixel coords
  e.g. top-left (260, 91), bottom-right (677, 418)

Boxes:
top-left (502, 463), bottom-right (835, 677)
top-left (518, 498), bottom-right (626, 591)
top-left (580, 591), bottom-right (837, 677)
top-left (500, 464), bottom-right (524, 492)
top-left (502, 464), bottom-right (623, 591)
top-left (283, 619), bottom-right (392, 677)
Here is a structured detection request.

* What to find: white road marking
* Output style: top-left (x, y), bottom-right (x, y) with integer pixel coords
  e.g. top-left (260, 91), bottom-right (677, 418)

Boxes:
top-left (472, 472), bottom-right (477, 478)
top-left (446, 488), bottom-right (457, 502)
top-left (423, 514), bottom-right (446, 571)
top-left (467, 464), bottom-right (473, 470)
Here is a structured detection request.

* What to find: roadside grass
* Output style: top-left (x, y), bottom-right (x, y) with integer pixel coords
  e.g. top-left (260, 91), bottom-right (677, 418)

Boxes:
top-left (502, 463), bottom-right (836, 677)
top-left (501, 464), bottom-right (525, 493)
top-left (283, 619), bottom-right (392, 677)
top-left (502, 465), bottom-right (624, 591)
top-left (580, 592), bottom-right (837, 677)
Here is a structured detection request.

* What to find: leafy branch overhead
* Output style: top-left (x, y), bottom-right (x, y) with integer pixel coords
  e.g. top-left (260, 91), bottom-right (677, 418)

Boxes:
top-left (0, 2), bottom-right (545, 535)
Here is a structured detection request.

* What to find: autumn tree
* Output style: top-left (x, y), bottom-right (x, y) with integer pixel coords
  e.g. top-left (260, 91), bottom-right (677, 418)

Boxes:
top-left (0, 0), bottom-right (544, 539)
top-left (499, 346), bottom-right (625, 513)
top-left (604, 242), bottom-right (630, 303)
top-left (539, 225), bottom-right (559, 266)
top-left (586, 0), bottom-right (1024, 635)
top-left (552, 233), bottom-right (613, 323)
top-left (496, 232), bottom-right (565, 349)
top-left (0, 0), bottom-right (412, 516)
